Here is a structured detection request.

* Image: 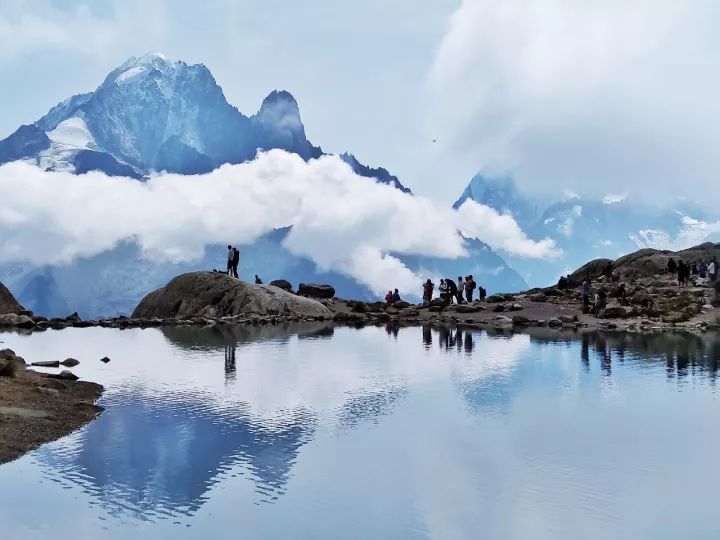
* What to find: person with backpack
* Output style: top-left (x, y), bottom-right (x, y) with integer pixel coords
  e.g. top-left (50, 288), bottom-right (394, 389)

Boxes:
top-left (232, 246), bottom-right (240, 278)
top-left (466, 275), bottom-right (476, 302)
top-left (456, 276), bottom-right (465, 304)
top-left (423, 279), bottom-right (434, 302)
top-left (392, 289), bottom-right (401, 303)
top-left (255, 275), bottom-right (262, 284)
top-left (385, 290), bottom-right (393, 304)
top-left (445, 277), bottom-right (458, 303)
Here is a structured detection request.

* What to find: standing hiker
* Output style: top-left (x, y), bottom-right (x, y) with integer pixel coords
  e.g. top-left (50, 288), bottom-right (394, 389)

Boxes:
top-left (446, 277), bottom-right (458, 303)
top-left (466, 275), bottom-right (476, 302)
top-left (456, 276), bottom-right (465, 304)
top-left (227, 245), bottom-right (234, 276)
top-left (232, 246), bottom-right (240, 278)
top-left (423, 279), bottom-right (434, 302)
top-left (582, 278), bottom-right (591, 313)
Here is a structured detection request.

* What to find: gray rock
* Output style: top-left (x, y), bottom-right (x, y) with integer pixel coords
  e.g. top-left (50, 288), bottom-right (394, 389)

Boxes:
top-left (297, 283), bottom-right (336, 299)
top-left (0, 349), bottom-right (25, 365)
top-left (393, 301), bottom-right (411, 309)
top-left (548, 318), bottom-right (562, 328)
top-left (32, 360), bottom-right (61, 367)
top-left (530, 293), bottom-right (547, 302)
top-left (269, 279), bottom-right (293, 292)
top-left (0, 282), bottom-right (22, 315)
top-left (456, 304), bottom-right (483, 314)
top-left (35, 387), bottom-right (60, 397)
top-left (133, 272), bottom-right (332, 319)
top-left (45, 370), bottom-right (79, 381)
top-left (602, 306), bottom-right (629, 319)
top-left (60, 358), bottom-right (80, 367)
top-left (512, 315), bottom-right (530, 326)
top-left (558, 315), bottom-right (577, 323)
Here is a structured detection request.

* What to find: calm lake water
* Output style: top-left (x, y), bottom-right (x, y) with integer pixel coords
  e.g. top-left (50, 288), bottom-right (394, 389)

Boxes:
top-left (1, 324), bottom-right (720, 539)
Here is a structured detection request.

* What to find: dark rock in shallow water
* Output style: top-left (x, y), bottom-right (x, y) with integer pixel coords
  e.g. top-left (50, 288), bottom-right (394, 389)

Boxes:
top-left (269, 279), bottom-right (293, 292)
top-left (60, 358), bottom-right (80, 367)
top-left (31, 360), bottom-right (61, 368)
top-left (297, 283), bottom-right (336, 299)
top-left (132, 272), bottom-right (331, 319)
top-left (100, 357), bottom-right (111, 363)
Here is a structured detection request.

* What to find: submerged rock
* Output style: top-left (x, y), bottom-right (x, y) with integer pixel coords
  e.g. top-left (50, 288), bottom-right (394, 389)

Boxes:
top-left (132, 272), bottom-right (332, 320)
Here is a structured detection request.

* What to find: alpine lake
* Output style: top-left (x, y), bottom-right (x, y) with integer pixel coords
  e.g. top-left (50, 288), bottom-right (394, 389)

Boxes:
top-left (1, 323), bottom-right (719, 539)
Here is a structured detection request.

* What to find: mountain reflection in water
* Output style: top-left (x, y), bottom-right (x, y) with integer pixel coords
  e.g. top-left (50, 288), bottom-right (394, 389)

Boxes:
top-left (2, 323), bottom-right (717, 535)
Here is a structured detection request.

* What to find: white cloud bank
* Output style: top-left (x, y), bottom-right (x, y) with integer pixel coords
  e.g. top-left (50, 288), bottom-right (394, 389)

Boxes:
top-left (428, 0), bottom-right (720, 205)
top-left (0, 151), bottom-right (557, 294)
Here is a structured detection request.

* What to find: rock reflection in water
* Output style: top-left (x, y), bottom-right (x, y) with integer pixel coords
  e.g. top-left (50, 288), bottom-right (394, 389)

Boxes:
top-left (13, 323), bottom-right (720, 536)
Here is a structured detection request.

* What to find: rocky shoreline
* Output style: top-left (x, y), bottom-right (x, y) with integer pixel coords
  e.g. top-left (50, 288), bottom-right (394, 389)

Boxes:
top-left (0, 349), bottom-right (104, 464)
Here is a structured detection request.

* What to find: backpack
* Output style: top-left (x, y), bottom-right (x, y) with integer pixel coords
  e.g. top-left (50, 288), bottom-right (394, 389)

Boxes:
top-left (232, 248), bottom-right (240, 264)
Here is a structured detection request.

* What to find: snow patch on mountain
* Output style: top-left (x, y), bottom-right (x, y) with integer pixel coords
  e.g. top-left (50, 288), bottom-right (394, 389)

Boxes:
top-left (630, 216), bottom-right (720, 251)
top-left (47, 117), bottom-right (94, 149)
top-left (603, 193), bottom-right (628, 205)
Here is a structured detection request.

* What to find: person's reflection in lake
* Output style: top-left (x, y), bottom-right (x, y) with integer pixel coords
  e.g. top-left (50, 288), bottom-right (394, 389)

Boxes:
top-left (422, 325), bottom-right (432, 350)
top-left (385, 321), bottom-right (399, 338)
top-left (224, 343), bottom-right (237, 383)
top-left (581, 334), bottom-right (590, 372)
top-left (463, 330), bottom-right (474, 354)
top-left (438, 325), bottom-right (450, 350)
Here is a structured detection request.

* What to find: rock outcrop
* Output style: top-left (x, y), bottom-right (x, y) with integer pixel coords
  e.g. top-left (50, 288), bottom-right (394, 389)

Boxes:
top-left (132, 272), bottom-right (332, 319)
top-left (0, 282), bottom-right (22, 315)
top-left (297, 283), bottom-right (336, 299)
top-left (269, 279), bottom-right (293, 292)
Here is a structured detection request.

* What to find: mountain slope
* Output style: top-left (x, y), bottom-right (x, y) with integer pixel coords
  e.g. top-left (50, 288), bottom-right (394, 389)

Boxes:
top-left (0, 53), bottom-right (530, 315)
top-left (455, 174), bottom-right (720, 287)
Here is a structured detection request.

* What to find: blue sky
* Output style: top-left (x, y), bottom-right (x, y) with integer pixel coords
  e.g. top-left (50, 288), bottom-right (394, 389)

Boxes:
top-left (2, 0), bottom-right (719, 205)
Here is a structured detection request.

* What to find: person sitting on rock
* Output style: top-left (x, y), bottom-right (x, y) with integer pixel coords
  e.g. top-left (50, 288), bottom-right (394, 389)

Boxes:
top-left (392, 289), bottom-right (401, 303)
top-left (479, 285), bottom-right (487, 301)
top-left (385, 290), bottom-right (393, 304)
top-left (456, 276), bottom-right (465, 304)
top-left (255, 275), bottom-right (262, 284)
top-left (557, 275), bottom-right (568, 290)
top-left (699, 261), bottom-right (708, 279)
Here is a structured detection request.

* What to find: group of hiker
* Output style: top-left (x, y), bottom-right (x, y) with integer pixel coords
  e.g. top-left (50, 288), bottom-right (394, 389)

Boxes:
top-left (385, 289), bottom-right (402, 303)
top-left (419, 276), bottom-right (486, 304)
top-left (667, 257), bottom-right (718, 288)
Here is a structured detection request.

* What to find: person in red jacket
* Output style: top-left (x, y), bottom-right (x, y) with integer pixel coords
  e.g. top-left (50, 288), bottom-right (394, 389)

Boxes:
top-left (385, 290), bottom-right (393, 303)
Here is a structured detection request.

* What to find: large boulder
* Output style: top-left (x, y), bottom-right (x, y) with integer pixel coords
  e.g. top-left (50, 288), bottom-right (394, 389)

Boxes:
top-left (297, 283), bottom-right (336, 299)
top-left (132, 272), bottom-right (332, 319)
top-left (269, 279), bottom-right (293, 292)
top-left (0, 282), bottom-right (22, 315)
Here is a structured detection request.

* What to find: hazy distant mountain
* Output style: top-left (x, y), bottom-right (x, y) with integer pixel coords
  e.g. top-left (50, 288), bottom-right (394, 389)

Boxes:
top-left (454, 174), bottom-right (720, 286)
top-left (0, 53), bottom-right (529, 316)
